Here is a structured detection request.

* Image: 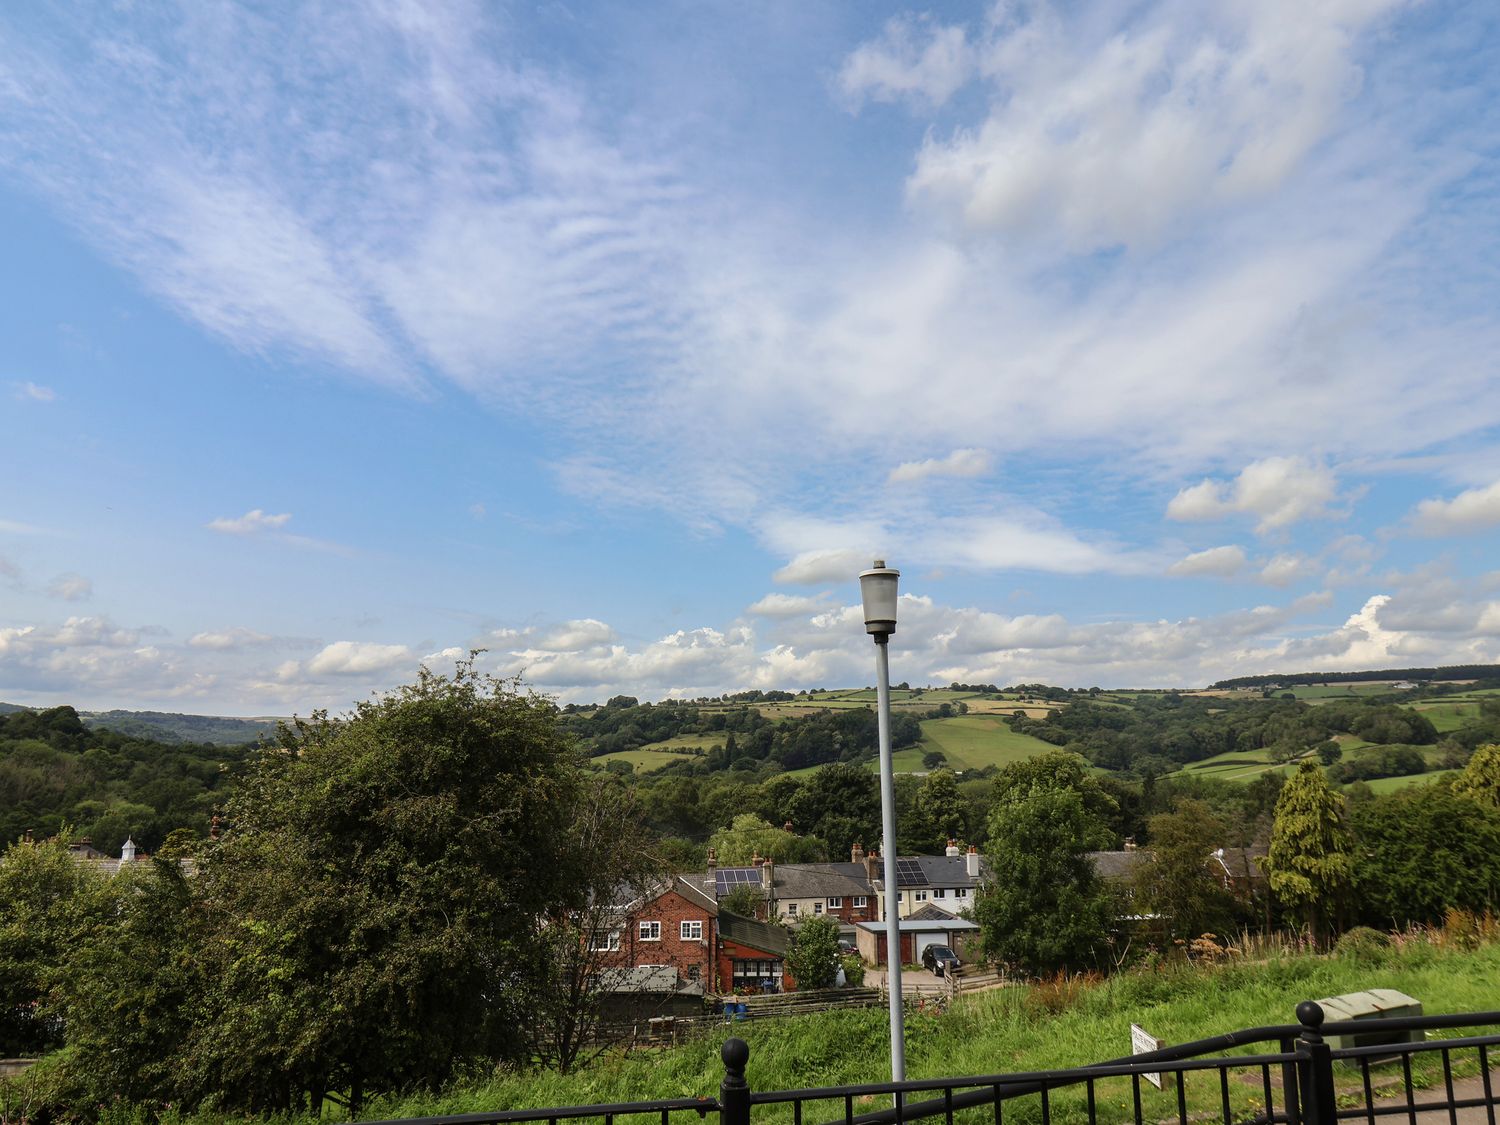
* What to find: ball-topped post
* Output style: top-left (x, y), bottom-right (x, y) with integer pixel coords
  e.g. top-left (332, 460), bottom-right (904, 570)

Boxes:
top-left (720, 1037), bottom-right (750, 1125)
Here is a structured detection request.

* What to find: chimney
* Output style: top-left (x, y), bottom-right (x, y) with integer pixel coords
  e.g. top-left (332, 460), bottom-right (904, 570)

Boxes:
top-left (945, 838), bottom-right (960, 857)
top-left (761, 856), bottom-right (774, 890)
top-left (23, 828), bottom-right (32, 844)
top-left (706, 847), bottom-right (717, 891)
top-left (120, 837), bottom-right (137, 863)
top-left (210, 815), bottom-right (221, 842)
top-left (783, 820), bottom-right (794, 833)
top-left (966, 844), bottom-right (979, 879)
top-left (851, 841), bottom-right (865, 864)
top-left (864, 847), bottom-right (879, 883)
top-left (751, 851), bottom-right (764, 867)
top-left (1124, 837), bottom-right (1137, 851)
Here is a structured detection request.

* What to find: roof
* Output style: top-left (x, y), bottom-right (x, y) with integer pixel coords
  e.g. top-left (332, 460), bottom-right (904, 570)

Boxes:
top-left (613, 874), bottom-right (719, 915)
top-left (594, 966), bottom-right (704, 996)
top-left (771, 862), bottom-right (871, 899)
top-left (1087, 850), bottom-right (1151, 880)
top-left (907, 903), bottom-right (961, 922)
top-left (875, 854), bottom-right (986, 890)
top-left (717, 911), bottom-right (790, 957)
top-left (854, 916), bottom-right (981, 934)
top-left (1212, 847), bottom-right (1268, 881)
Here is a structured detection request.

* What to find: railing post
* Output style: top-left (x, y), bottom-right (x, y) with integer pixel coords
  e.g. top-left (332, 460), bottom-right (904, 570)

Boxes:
top-left (721, 1038), bottom-right (751, 1125)
top-left (1295, 1001), bottom-right (1337, 1125)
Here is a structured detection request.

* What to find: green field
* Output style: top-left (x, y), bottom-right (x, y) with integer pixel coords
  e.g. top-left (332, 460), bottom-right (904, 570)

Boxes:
top-left (1361, 768), bottom-right (1460, 793)
top-left (1409, 700), bottom-right (1481, 732)
top-left (1170, 751), bottom-right (1295, 782)
top-left (591, 732), bottom-right (723, 773)
top-left (900, 715), bottom-right (1059, 771)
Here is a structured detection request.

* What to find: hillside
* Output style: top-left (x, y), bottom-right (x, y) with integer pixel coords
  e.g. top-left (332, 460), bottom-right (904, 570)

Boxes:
top-left (81, 708), bottom-right (281, 745)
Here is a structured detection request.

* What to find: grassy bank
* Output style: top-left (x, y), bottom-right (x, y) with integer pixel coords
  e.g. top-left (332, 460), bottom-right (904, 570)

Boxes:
top-left (362, 938), bottom-right (1499, 1124)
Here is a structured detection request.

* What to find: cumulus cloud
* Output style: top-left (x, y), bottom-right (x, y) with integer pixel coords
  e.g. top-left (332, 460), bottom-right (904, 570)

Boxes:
top-left (46, 573), bottom-right (92, 601)
top-left (13, 381), bottom-right (55, 402)
top-left (1167, 544), bottom-right (1247, 578)
top-left (207, 509), bottom-right (293, 535)
top-left (774, 548), bottom-right (872, 586)
top-left (888, 448), bottom-right (990, 484)
top-left (535, 619), bottom-right (616, 652)
top-left (1258, 553), bottom-right (1318, 587)
top-left (1411, 480), bottom-right (1500, 535)
top-left (837, 15), bottom-right (976, 109)
top-left (1167, 457), bottom-right (1341, 533)
top-left (306, 641), bottom-right (413, 675)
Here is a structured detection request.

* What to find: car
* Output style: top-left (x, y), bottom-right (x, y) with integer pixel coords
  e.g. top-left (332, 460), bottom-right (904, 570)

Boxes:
top-left (921, 944), bottom-right (960, 976)
top-left (838, 938), bottom-right (858, 956)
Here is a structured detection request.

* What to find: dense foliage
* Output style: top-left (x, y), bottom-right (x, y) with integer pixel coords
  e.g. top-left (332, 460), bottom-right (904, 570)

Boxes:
top-left (0, 706), bottom-right (247, 853)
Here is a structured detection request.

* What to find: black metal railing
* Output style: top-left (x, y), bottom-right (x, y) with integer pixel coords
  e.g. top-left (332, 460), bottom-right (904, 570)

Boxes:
top-left (360, 1002), bottom-right (1500, 1125)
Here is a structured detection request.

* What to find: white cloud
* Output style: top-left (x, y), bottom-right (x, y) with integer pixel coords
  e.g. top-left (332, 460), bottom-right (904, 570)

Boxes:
top-left (207, 509), bottom-right (293, 535)
top-left (1167, 544), bottom-right (1246, 578)
top-left (535, 619), bottom-right (616, 653)
top-left (896, 1), bottom-right (1409, 251)
top-left (1167, 457), bottom-right (1341, 533)
top-left (747, 593), bottom-right (830, 617)
top-left (13, 381), bottom-right (55, 402)
top-left (1258, 553), bottom-right (1317, 587)
top-left (46, 573), bottom-right (92, 601)
top-left (188, 628), bottom-right (273, 650)
top-left (306, 641), bottom-right (413, 676)
top-left (837, 15), bottom-right (976, 110)
top-left (1411, 479), bottom-right (1500, 535)
top-left (888, 448), bottom-right (990, 484)
top-left (774, 548), bottom-right (872, 586)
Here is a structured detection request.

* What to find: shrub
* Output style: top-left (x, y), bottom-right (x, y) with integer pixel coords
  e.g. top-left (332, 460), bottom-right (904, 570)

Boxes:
top-left (1334, 926), bottom-right (1393, 964)
top-left (840, 954), bottom-right (865, 987)
top-left (1021, 971), bottom-right (1100, 1019)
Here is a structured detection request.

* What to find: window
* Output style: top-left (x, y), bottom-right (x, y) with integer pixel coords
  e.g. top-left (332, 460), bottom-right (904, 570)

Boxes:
top-left (955, 888), bottom-right (968, 899)
top-left (827, 897), bottom-right (843, 908)
top-left (853, 896), bottom-right (867, 908)
top-left (589, 929), bottom-right (621, 952)
top-left (639, 921), bottom-right (661, 941)
top-left (732, 959), bottom-right (780, 984)
top-left (785, 902), bottom-right (799, 917)
top-left (680, 920), bottom-right (703, 941)
top-left (933, 888), bottom-right (946, 899)
top-left (813, 901), bottom-right (823, 915)
top-left (913, 890), bottom-right (928, 902)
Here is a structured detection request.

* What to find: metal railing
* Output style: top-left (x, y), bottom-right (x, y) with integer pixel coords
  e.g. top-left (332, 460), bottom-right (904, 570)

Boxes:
top-left (360, 1002), bottom-right (1500, 1125)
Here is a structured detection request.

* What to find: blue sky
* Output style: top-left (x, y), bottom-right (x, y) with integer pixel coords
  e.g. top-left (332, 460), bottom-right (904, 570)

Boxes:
top-left (3, 0), bottom-right (1500, 715)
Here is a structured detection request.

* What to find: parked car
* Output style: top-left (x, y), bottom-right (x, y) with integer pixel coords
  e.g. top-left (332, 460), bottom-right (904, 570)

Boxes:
top-left (838, 938), bottom-right (858, 956)
top-left (921, 944), bottom-right (960, 976)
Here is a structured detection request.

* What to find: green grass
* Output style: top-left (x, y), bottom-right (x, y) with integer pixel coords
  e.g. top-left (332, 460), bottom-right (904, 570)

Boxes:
top-left (906, 716), bottom-right (1059, 771)
top-left (1169, 751), bottom-right (1296, 782)
top-left (1360, 769), bottom-right (1460, 793)
top-left (1407, 701), bottom-right (1481, 732)
top-left (355, 940), bottom-right (1500, 1125)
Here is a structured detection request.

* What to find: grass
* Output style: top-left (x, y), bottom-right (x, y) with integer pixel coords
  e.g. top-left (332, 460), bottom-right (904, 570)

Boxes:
top-left (906, 716), bottom-right (1060, 772)
top-left (1169, 751), bottom-right (1296, 782)
top-left (1407, 701), bottom-right (1481, 732)
top-left (352, 937), bottom-right (1500, 1125)
top-left (1361, 769), bottom-right (1460, 793)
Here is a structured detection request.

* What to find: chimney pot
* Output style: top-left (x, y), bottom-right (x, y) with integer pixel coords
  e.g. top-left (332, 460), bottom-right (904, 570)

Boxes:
top-left (783, 820), bottom-right (794, 833)
top-left (965, 845), bottom-right (979, 879)
top-left (945, 838), bottom-right (960, 857)
top-left (851, 841), bottom-right (865, 863)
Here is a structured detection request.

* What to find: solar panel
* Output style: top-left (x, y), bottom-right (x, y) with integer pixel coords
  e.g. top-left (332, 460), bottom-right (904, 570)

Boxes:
top-left (715, 868), bottom-right (762, 893)
top-left (895, 858), bottom-right (927, 887)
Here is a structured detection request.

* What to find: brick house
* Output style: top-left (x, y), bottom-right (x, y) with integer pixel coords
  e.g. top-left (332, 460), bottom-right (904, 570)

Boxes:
top-left (716, 912), bottom-right (792, 993)
top-left (595, 875), bottom-right (718, 991)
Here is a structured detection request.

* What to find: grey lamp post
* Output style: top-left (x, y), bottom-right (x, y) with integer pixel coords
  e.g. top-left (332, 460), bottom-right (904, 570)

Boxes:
top-left (859, 559), bottom-right (905, 1083)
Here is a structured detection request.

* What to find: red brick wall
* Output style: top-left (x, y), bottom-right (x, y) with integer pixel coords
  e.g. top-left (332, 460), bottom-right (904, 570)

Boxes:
top-left (601, 887), bottom-right (714, 987)
top-left (718, 935), bottom-right (790, 993)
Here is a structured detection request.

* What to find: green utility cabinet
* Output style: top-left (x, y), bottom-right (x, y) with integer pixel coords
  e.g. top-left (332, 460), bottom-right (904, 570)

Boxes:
top-left (1316, 989), bottom-right (1423, 1057)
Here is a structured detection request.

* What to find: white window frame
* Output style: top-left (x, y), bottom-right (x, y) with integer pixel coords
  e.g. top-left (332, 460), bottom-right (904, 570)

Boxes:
top-left (914, 890), bottom-right (928, 902)
top-left (853, 895), bottom-right (867, 908)
top-left (590, 928), bottom-right (621, 952)
top-left (813, 901), bottom-right (824, 915)
top-left (827, 897), bottom-right (843, 909)
top-left (786, 902), bottom-right (799, 917)
top-left (639, 920), bottom-right (661, 942)
top-left (680, 919), bottom-right (703, 941)
top-left (933, 888), bottom-right (946, 899)
top-left (955, 887), bottom-right (968, 899)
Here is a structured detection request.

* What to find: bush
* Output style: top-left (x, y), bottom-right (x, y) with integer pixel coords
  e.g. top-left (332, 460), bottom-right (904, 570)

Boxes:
top-left (1334, 926), bottom-right (1393, 964)
top-left (840, 954), bottom-right (865, 987)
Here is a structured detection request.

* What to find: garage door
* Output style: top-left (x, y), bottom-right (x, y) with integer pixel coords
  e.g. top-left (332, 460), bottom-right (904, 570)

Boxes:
top-left (914, 933), bottom-right (946, 961)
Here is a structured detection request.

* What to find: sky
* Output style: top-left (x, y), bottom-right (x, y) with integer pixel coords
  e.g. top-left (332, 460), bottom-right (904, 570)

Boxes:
top-left (2, 1), bottom-right (1500, 716)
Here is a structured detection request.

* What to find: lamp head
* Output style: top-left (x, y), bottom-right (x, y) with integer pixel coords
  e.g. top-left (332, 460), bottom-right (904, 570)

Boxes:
top-left (859, 559), bottom-right (900, 639)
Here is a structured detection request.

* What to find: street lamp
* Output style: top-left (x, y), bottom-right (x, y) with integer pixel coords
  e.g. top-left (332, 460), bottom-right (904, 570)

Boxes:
top-left (858, 559), bottom-right (905, 1083)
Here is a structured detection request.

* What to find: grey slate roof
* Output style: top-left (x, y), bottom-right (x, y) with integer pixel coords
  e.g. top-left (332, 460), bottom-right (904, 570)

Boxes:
top-left (717, 911), bottom-right (790, 957)
top-left (771, 862), bottom-right (871, 899)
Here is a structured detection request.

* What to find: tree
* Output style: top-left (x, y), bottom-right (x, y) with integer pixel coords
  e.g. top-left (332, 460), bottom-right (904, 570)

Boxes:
top-left (1454, 743), bottom-right (1500, 808)
top-left (1263, 762), bottom-right (1354, 943)
top-left (974, 783), bottom-right (1114, 977)
top-left (1133, 800), bottom-right (1236, 941)
top-left (992, 752), bottom-right (1119, 849)
top-left (784, 915), bottom-right (841, 991)
top-left (906, 769), bottom-right (965, 853)
top-left (708, 814), bottom-right (822, 864)
top-left (529, 779), bottom-right (665, 1074)
top-left (1349, 787), bottom-right (1500, 927)
top-left (720, 883), bottom-right (762, 918)
top-left (0, 834), bottom-right (106, 1055)
top-left (180, 662), bottom-right (590, 1114)
top-left (795, 762), bottom-right (881, 860)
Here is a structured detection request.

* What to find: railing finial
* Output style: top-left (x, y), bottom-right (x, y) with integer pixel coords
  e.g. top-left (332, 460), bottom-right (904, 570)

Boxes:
top-left (720, 1039), bottom-right (750, 1125)
top-left (1296, 1000), bottom-right (1325, 1040)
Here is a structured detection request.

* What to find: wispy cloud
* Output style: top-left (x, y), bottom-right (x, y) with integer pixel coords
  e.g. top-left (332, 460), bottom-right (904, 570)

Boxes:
top-left (888, 448), bottom-right (990, 484)
top-left (46, 573), bottom-right (91, 602)
top-left (12, 381), bottom-right (55, 402)
top-left (207, 509), bottom-right (292, 536)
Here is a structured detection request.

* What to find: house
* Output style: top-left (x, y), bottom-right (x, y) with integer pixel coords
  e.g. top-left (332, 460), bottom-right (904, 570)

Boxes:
top-left (596, 875), bottom-right (719, 993)
top-left (870, 843), bottom-right (986, 920)
top-left (854, 903), bottom-right (980, 966)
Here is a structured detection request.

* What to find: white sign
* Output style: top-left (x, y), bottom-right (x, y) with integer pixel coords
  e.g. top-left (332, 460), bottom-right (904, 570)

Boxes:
top-left (1130, 1023), bottom-right (1165, 1089)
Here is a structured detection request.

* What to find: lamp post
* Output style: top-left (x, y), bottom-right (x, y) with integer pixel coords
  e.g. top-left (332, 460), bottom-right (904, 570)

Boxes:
top-left (858, 559), bottom-right (905, 1083)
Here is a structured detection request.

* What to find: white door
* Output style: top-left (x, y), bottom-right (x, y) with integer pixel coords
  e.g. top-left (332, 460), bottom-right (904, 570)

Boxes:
top-left (914, 933), bottom-right (946, 962)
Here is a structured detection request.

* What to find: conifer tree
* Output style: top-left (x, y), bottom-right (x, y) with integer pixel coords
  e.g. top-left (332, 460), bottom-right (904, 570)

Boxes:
top-left (1264, 762), bottom-right (1353, 944)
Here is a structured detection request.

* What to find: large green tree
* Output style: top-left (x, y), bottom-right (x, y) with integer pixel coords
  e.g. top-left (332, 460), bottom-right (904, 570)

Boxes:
top-left (178, 663), bottom-right (589, 1114)
top-left (1263, 762), bottom-right (1354, 943)
top-left (708, 814), bottom-right (823, 864)
top-left (1454, 743), bottom-right (1500, 808)
top-left (974, 759), bottom-right (1115, 976)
